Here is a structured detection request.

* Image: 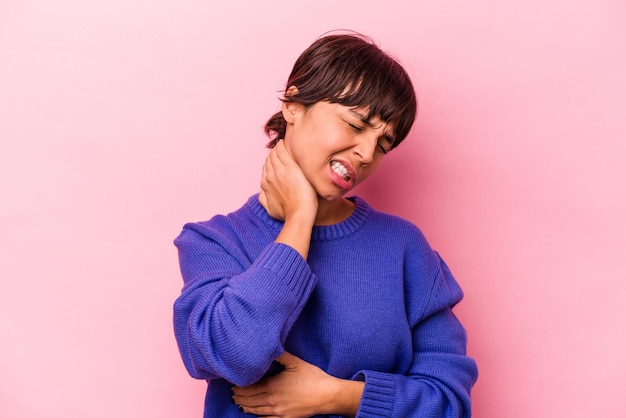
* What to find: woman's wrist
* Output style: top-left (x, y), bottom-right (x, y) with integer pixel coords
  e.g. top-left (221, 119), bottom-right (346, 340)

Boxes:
top-left (322, 376), bottom-right (365, 417)
top-left (275, 212), bottom-right (315, 260)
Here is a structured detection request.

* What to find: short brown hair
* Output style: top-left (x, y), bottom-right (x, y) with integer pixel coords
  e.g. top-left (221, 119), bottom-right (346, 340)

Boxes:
top-left (265, 33), bottom-right (417, 149)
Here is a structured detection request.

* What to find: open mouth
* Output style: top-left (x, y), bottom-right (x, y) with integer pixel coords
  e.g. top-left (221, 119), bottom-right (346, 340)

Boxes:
top-left (331, 160), bottom-right (351, 182)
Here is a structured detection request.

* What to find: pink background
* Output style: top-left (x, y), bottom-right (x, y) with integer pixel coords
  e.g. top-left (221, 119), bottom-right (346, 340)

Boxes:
top-left (1, 1), bottom-right (625, 417)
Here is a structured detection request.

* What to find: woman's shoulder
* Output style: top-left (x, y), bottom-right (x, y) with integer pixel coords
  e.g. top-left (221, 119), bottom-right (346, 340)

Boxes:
top-left (350, 196), bottom-right (437, 258)
top-left (354, 196), bottom-right (426, 237)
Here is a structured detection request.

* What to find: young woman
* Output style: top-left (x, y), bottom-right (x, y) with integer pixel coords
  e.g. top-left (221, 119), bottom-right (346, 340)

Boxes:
top-left (173, 33), bottom-right (478, 417)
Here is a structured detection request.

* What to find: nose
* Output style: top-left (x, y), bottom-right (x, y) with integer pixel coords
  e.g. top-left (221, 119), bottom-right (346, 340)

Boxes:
top-left (352, 134), bottom-right (378, 164)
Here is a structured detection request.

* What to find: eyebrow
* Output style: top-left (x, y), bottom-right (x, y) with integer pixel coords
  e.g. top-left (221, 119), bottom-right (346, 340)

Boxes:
top-left (349, 110), bottom-right (396, 145)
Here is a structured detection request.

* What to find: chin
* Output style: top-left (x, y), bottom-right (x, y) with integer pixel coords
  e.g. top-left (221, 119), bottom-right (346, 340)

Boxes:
top-left (317, 191), bottom-right (348, 202)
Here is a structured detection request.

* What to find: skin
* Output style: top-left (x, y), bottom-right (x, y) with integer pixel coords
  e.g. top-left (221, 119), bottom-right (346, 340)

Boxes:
top-left (233, 89), bottom-right (396, 417)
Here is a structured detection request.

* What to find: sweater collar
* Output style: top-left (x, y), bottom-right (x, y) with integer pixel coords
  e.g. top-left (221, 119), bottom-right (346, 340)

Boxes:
top-left (246, 194), bottom-right (370, 241)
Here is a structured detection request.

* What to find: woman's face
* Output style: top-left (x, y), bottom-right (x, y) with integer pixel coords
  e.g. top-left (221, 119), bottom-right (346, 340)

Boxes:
top-left (282, 100), bottom-right (395, 202)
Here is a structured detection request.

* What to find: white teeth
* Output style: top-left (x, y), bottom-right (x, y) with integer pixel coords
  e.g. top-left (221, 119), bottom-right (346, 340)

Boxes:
top-left (331, 161), bottom-right (350, 181)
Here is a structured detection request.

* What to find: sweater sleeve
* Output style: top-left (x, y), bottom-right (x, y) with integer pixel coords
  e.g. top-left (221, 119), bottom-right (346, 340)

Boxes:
top-left (172, 224), bottom-right (317, 386)
top-left (353, 253), bottom-right (478, 418)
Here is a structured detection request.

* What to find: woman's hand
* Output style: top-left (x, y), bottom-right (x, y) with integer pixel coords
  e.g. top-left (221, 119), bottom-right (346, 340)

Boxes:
top-left (232, 352), bottom-right (363, 418)
top-left (259, 140), bottom-right (318, 259)
top-left (259, 140), bottom-right (318, 223)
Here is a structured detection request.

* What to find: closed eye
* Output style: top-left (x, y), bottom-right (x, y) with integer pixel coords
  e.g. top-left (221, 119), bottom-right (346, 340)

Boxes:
top-left (348, 122), bottom-right (364, 132)
top-left (344, 117), bottom-right (391, 155)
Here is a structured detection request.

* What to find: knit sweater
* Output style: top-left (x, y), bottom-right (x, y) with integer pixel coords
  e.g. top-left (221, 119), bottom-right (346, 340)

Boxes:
top-left (173, 194), bottom-right (478, 417)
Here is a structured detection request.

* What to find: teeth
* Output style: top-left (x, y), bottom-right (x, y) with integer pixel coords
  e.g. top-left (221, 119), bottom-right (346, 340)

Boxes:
top-left (331, 161), bottom-right (350, 181)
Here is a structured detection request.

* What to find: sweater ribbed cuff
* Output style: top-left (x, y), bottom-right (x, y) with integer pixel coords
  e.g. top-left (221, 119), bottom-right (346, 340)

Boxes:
top-left (255, 243), bottom-right (311, 290)
top-left (352, 370), bottom-right (396, 417)
top-left (229, 242), bottom-right (316, 314)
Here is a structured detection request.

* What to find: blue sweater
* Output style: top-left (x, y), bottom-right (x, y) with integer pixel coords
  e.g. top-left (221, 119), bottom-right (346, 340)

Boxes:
top-left (173, 194), bottom-right (478, 417)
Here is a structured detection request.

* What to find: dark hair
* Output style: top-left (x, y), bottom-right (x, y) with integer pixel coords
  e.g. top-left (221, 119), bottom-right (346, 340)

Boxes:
top-left (265, 33), bottom-right (417, 150)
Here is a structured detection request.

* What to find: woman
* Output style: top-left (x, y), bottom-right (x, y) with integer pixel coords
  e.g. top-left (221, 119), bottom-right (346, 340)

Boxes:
top-left (173, 33), bottom-right (478, 417)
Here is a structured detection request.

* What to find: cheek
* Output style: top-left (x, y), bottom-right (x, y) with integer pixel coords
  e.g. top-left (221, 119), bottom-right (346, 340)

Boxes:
top-left (315, 120), bottom-right (349, 144)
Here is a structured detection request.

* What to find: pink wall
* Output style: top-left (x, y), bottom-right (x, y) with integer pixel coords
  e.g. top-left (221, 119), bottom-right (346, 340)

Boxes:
top-left (1, 1), bottom-right (625, 417)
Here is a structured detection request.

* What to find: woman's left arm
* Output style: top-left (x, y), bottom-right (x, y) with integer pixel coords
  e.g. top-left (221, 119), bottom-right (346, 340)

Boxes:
top-left (350, 253), bottom-right (478, 417)
top-left (353, 308), bottom-right (477, 417)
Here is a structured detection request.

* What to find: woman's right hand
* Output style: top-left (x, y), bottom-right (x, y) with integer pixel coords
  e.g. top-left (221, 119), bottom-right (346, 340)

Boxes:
top-left (259, 140), bottom-right (318, 224)
top-left (259, 140), bottom-right (318, 260)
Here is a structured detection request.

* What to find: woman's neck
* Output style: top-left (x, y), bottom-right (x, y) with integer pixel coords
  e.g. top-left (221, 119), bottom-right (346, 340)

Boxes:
top-left (314, 197), bottom-right (355, 226)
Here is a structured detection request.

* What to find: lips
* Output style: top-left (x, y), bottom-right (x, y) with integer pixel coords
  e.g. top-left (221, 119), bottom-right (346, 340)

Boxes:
top-left (329, 159), bottom-right (356, 190)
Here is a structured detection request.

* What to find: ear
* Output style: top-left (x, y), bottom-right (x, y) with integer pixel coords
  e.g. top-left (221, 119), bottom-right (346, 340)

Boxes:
top-left (281, 85), bottom-right (301, 124)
